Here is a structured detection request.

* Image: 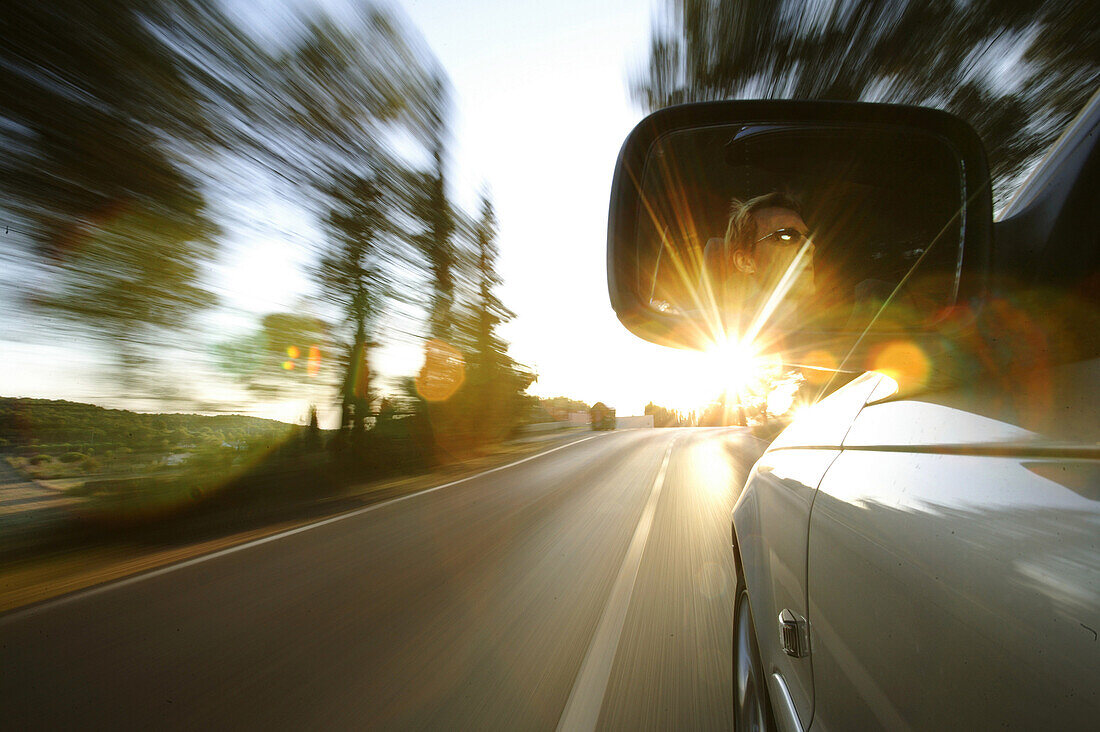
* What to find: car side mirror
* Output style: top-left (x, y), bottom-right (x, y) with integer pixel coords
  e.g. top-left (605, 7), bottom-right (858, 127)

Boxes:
top-left (607, 101), bottom-right (993, 372)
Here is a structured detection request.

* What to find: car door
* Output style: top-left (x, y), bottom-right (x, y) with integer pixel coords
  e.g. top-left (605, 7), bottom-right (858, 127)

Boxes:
top-left (733, 371), bottom-right (885, 730)
top-left (806, 355), bottom-right (1100, 729)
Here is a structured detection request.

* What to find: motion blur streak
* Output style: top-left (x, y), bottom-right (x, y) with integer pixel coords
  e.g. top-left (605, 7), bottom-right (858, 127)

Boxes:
top-left (1, 428), bottom-right (766, 730)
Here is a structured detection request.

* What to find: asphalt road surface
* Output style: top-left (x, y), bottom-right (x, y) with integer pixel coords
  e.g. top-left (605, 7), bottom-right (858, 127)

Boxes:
top-left (1, 427), bottom-right (766, 730)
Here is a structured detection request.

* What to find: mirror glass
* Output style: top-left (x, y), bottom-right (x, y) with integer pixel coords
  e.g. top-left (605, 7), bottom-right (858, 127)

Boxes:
top-left (635, 123), bottom-right (966, 351)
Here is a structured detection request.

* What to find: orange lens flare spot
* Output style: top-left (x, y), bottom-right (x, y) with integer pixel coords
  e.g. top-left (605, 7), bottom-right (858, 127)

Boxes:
top-left (802, 349), bottom-right (837, 384)
top-left (286, 345), bottom-right (300, 359)
top-left (282, 360), bottom-right (294, 371)
top-left (415, 339), bottom-right (465, 402)
top-left (307, 345), bottom-right (321, 377)
top-left (871, 340), bottom-right (930, 388)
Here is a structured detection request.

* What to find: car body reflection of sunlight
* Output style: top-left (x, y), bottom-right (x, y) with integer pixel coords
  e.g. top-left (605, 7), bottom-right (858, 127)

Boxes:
top-left (848, 374), bottom-right (1039, 447)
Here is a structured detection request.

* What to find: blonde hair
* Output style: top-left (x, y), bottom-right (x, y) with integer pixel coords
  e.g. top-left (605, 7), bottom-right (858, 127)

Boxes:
top-left (723, 192), bottom-right (803, 255)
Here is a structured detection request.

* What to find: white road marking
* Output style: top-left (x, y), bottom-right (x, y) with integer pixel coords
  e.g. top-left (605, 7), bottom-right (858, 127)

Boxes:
top-left (1, 432), bottom-right (609, 623)
top-left (556, 436), bottom-right (677, 731)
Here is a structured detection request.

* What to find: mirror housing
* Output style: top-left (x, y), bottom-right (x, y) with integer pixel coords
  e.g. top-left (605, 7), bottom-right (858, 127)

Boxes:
top-left (607, 101), bottom-right (993, 361)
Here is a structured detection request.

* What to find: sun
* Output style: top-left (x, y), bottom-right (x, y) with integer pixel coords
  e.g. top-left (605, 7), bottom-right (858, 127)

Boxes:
top-left (637, 337), bottom-right (776, 417)
top-left (704, 338), bottom-right (763, 396)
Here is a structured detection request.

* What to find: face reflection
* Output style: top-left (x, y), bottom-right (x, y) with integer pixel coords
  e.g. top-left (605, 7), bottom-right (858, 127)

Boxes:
top-left (735, 207), bottom-right (816, 301)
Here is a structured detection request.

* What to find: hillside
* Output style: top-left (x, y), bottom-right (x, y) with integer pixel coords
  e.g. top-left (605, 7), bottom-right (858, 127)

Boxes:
top-left (0, 397), bottom-right (297, 454)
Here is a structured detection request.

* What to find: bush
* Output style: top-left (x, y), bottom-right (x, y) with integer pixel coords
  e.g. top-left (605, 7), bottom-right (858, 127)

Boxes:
top-left (81, 456), bottom-right (101, 471)
top-left (60, 452), bottom-right (86, 463)
top-left (29, 454), bottom-right (51, 466)
top-left (65, 481), bottom-right (96, 497)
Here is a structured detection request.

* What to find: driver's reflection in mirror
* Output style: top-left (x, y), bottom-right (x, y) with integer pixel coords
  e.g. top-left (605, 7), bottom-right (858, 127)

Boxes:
top-left (703, 192), bottom-right (815, 333)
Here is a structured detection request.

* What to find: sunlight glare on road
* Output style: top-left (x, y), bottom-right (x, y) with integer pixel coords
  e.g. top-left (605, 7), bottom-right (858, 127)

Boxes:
top-left (691, 434), bottom-right (736, 502)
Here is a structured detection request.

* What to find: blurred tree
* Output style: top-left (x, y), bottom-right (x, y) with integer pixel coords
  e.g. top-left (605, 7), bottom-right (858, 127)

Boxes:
top-left (464, 193), bottom-right (533, 442)
top-left (644, 402), bottom-right (684, 427)
top-left (2, 0), bottom-right (445, 406)
top-left (0, 0), bottom-right (220, 376)
top-left (538, 396), bottom-right (591, 417)
top-left (172, 1), bottom-right (449, 429)
top-left (471, 193), bottom-right (515, 376)
top-left (258, 313), bottom-right (327, 361)
top-left (634, 0), bottom-right (1099, 203)
top-left (316, 171), bottom-right (396, 434)
top-left (162, 1), bottom-right (440, 188)
top-left (699, 394), bottom-right (737, 427)
top-left (228, 5), bottom-right (448, 437)
top-left (304, 405), bottom-right (322, 451)
top-left (406, 74), bottom-right (459, 342)
top-left (214, 311), bottom-right (331, 400)
top-left (412, 192), bottom-right (534, 453)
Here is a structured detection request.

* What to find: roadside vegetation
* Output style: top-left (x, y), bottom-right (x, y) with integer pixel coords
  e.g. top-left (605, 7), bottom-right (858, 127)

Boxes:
top-left (0, 390), bottom-right (601, 540)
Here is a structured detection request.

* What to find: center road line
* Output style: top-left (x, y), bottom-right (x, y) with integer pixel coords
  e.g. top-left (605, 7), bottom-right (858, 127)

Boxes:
top-left (1, 432), bottom-right (609, 624)
top-left (556, 435), bottom-right (678, 732)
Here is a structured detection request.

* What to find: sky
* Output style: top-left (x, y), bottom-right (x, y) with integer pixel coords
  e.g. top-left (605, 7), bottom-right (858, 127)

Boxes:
top-left (2, 0), bottom-right (733, 421)
top-left (391, 0), bottom-right (723, 415)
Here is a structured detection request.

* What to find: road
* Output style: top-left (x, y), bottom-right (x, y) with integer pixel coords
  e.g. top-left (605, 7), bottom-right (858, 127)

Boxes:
top-left (1, 427), bottom-right (766, 730)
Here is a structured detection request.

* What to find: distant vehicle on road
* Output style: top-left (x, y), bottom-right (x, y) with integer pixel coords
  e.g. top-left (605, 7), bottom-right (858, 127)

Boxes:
top-left (588, 402), bottom-right (616, 430)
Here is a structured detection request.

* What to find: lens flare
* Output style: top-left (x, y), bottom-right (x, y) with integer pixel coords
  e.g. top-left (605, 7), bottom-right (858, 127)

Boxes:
top-left (415, 339), bottom-right (465, 402)
top-left (871, 340), bottom-right (930, 388)
top-left (307, 345), bottom-right (321, 377)
top-left (800, 350), bottom-right (838, 385)
top-left (286, 345), bottom-right (300, 359)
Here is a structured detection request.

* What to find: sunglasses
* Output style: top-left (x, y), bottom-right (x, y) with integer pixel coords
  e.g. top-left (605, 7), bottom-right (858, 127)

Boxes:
top-left (754, 228), bottom-right (811, 247)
